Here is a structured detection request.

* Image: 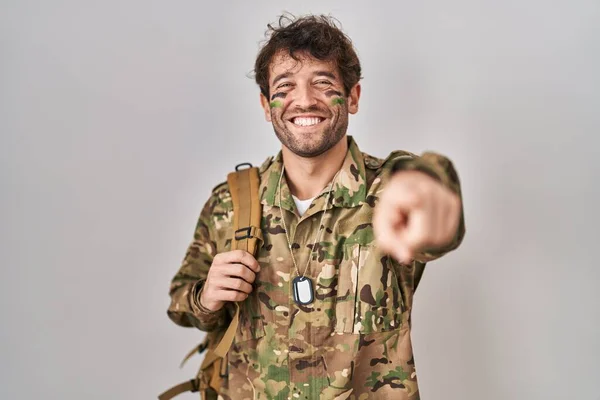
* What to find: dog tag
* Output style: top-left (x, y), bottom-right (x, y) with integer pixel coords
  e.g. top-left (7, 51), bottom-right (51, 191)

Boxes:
top-left (292, 276), bottom-right (314, 305)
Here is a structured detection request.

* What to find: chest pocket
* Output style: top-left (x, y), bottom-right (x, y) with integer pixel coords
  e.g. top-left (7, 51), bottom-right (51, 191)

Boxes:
top-left (334, 243), bottom-right (404, 334)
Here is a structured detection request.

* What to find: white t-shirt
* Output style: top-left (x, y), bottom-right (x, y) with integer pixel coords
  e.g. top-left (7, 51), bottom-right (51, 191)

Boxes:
top-left (292, 194), bottom-right (316, 216)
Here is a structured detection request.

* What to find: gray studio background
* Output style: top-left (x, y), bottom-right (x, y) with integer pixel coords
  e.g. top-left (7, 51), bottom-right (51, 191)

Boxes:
top-left (1, 1), bottom-right (599, 399)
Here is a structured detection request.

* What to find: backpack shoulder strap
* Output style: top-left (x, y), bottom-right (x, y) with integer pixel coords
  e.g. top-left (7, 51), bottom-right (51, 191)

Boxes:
top-left (204, 163), bottom-right (262, 353)
top-left (158, 164), bottom-right (263, 400)
top-left (199, 163), bottom-right (263, 386)
top-left (227, 163), bottom-right (263, 255)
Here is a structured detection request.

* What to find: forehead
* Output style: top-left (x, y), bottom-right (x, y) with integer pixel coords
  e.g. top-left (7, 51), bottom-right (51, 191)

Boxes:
top-left (268, 50), bottom-right (339, 83)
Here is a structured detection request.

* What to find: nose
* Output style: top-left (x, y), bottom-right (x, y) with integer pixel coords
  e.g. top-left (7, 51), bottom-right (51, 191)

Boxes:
top-left (292, 83), bottom-right (318, 109)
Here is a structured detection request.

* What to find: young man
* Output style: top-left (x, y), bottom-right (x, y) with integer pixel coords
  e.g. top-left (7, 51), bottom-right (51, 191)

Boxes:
top-left (167, 15), bottom-right (465, 400)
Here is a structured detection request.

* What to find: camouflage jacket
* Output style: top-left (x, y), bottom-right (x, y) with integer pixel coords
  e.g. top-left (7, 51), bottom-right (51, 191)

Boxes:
top-left (168, 136), bottom-right (465, 399)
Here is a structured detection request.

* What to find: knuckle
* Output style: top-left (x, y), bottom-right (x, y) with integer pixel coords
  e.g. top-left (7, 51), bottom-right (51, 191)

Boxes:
top-left (235, 249), bottom-right (246, 259)
top-left (225, 291), bottom-right (236, 301)
top-left (247, 256), bottom-right (259, 272)
top-left (231, 292), bottom-right (242, 301)
top-left (208, 266), bottom-right (221, 277)
top-left (249, 258), bottom-right (259, 271)
top-left (236, 264), bottom-right (246, 276)
top-left (212, 290), bottom-right (224, 301)
top-left (407, 191), bottom-right (423, 207)
top-left (419, 181), bottom-right (433, 195)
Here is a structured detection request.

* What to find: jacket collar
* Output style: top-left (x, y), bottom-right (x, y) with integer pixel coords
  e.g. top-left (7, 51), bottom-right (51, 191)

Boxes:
top-left (260, 136), bottom-right (367, 216)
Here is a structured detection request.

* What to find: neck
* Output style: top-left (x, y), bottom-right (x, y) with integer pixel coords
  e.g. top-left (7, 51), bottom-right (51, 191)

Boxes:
top-left (282, 137), bottom-right (348, 200)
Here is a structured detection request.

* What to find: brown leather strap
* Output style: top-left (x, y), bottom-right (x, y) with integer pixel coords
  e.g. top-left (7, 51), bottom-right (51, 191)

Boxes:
top-left (158, 379), bottom-right (198, 400)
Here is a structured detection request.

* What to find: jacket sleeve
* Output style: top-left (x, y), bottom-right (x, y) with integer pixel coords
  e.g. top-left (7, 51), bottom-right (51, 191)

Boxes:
top-left (391, 151), bottom-right (466, 263)
top-left (166, 191), bottom-right (229, 332)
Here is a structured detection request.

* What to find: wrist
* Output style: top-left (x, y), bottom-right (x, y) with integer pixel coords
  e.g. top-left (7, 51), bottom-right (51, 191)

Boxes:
top-left (197, 285), bottom-right (222, 313)
top-left (190, 280), bottom-right (221, 314)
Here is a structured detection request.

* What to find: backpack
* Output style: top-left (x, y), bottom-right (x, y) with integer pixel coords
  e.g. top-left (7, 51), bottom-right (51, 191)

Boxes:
top-left (159, 164), bottom-right (263, 399)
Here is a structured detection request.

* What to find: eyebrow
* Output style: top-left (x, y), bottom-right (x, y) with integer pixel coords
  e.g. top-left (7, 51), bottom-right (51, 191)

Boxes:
top-left (313, 71), bottom-right (337, 80)
top-left (272, 72), bottom-right (292, 86)
top-left (271, 70), bottom-right (339, 86)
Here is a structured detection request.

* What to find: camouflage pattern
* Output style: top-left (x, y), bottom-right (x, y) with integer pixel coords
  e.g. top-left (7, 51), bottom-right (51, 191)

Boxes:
top-left (168, 136), bottom-right (465, 399)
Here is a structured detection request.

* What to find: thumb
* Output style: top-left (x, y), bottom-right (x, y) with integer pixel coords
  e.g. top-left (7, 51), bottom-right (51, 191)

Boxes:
top-left (374, 205), bottom-right (406, 253)
top-left (394, 210), bottom-right (427, 263)
top-left (393, 244), bottom-right (414, 264)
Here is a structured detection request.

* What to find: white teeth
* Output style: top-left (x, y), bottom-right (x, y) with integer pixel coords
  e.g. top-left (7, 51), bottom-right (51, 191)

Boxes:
top-left (292, 117), bottom-right (322, 127)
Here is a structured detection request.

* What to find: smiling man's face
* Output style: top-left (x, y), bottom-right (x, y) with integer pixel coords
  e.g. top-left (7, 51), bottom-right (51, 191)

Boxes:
top-left (260, 50), bottom-right (361, 158)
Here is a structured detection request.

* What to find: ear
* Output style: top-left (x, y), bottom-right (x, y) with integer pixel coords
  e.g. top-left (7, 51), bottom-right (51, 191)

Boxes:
top-left (260, 93), bottom-right (272, 122)
top-left (347, 83), bottom-right (361, 114)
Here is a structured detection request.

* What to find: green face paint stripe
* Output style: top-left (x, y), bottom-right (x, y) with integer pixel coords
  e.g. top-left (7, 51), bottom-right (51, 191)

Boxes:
top-left (331, 97), bottom-right (345, 106)
top-left (270, 100), bottom-right (283, 108)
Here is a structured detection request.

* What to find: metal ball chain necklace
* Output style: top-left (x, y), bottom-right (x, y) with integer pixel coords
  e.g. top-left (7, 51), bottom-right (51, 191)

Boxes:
top-left (277, 164), bottom-right (341, 306)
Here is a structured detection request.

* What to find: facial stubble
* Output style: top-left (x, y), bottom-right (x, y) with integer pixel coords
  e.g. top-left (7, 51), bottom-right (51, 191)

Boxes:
top-left (270, 102), bottom-right (349, 158)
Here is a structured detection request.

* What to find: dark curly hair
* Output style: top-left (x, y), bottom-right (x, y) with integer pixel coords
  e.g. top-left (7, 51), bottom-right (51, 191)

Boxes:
top-left (254, 14), bottom-right (362, 99)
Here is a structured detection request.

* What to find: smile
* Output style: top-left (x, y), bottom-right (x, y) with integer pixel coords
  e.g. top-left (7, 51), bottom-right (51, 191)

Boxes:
top-left (291, 117), bottom-right (325, 127)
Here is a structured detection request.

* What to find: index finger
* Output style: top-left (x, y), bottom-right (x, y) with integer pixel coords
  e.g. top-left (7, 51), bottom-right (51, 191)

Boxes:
top-left (217, 249), bottom-right (261, 273)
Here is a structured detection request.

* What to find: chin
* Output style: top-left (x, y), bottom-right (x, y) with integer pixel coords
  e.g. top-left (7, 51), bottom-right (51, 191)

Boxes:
top-left (292, 140), bottom-right (336, 158)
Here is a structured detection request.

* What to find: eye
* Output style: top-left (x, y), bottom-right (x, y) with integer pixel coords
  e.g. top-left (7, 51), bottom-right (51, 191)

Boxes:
top-left (315, 80), bottom-right (333, 87)
top-left (276, 82), bottom-right (293, 89)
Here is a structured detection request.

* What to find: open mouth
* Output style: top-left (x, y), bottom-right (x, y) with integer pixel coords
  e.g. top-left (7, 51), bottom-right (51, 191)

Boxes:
top-left (289, 116), bottom-right (326, 127)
